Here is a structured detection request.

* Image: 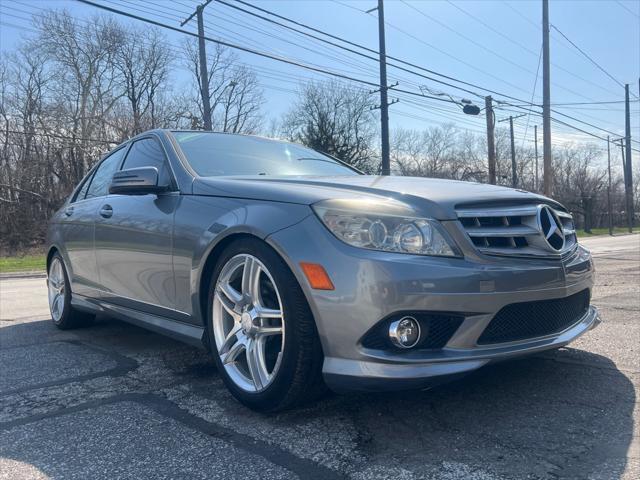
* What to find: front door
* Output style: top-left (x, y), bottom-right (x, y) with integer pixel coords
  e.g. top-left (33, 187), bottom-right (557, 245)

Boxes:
top-left (94, 137), bottom-right (179, 316)
top-left (61, 147), bottom-right (128, 297)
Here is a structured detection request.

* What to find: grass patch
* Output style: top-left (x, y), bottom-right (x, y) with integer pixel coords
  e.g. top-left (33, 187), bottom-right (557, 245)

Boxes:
top-left (0, 255), bottom-right (46, 273)
top-left (576, 227), bottom-right (639, 238)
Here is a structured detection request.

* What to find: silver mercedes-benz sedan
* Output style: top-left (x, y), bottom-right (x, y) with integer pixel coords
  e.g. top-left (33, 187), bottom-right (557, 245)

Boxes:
top-left (46, 129), bottom-right (599, 411)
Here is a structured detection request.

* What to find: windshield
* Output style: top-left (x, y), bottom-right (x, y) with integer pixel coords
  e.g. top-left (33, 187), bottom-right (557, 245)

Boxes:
top-left (172, 131), bottom-right (360, 177)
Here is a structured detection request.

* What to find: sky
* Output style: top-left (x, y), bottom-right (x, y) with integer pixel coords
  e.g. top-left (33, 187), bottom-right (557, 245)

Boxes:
top-left (1, 0), bottom-right (639, 155)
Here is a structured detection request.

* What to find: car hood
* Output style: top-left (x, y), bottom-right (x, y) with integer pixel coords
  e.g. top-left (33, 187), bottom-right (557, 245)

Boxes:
top-left (192, 175), bottom-right (563, 220)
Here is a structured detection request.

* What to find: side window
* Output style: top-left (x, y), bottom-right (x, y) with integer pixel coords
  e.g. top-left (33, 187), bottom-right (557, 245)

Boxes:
top-left (71, 172), bottom-right (93, 203)
top-left (85, 147), bottom-right (127, 199)
top-left (121, 138), bottom-right (171, 186)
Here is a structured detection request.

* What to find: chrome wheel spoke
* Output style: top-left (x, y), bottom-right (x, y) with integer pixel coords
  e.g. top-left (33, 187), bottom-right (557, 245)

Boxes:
top-left (52, 295), bottom-right (62, 317)
top-left (217, 284), bottom-right (242, 319)
top-left (246, 337), bottom-right (269, 390)
top-left (218, 281), bottom-right (242, 306)
top-left (241, 256), bottom-right (261, 301)
top-left (254, 306), bottom-right (282, 319)
top-left (219, 323), bottom-right (242, 354)
top-left (220, 333), bottom-right (245, 365)
top-left (255, 325), bottom-right (283, 337)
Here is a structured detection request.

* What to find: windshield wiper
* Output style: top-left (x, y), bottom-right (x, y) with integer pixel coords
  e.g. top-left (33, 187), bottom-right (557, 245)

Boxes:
top-left (296, 157), bottom-right (338, 165)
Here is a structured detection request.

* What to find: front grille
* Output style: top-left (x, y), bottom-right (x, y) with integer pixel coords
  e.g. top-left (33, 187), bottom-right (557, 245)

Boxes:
top-left (361, 313), bottom-right (464, 351)
top-left (477, 289), bottom-right (590, 345)
top-left (456, 203), bottom-right (577, 257)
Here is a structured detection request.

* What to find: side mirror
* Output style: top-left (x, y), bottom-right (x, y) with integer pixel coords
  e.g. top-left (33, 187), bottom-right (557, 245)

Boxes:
top-left (109, 167), bottom-right (169, 195)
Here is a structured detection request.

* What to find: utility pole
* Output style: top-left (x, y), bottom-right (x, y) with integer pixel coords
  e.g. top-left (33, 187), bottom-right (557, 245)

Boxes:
top-left (607, 135), bottom-right (613, 236)
top-left (624, 83), bottom-right (634, 232)
top-left (534, 125), bottom-right (539, 191)
top-left (498, 113), bottom-right (526, 188)
top-left (368, 0), bottom-right (393, 175)
top-left (485, 96), bottom-right (496, 185)
top-left (181, 0), bottom-right (213, 130)
top-left (509, 116), bottom-right (517, 187)
top-left (617, 138), bottom-right (626, 171)
top-left (542, 0), bottom-right (552, 197)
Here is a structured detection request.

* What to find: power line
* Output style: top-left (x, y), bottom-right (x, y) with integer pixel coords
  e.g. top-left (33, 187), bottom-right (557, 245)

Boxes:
top-left (332, 0), bottom-right (624, 108)
top-left (13, 0), bottom-right (634, 151)
top-left (500, 102), bottom-right (640, 153)
top-left (521, 45), bottom-right (542, 151)
top-left (76, 0), bottom-right (382, 88)
top-left (542, 100), bottom-right (630, 106)
top-left (0, 7), bottom-right (574, 144)
top-left (229, 0), bottom-right (500, 100)
top-left (215, 0), bottom-right (491, 102)
top-left (444, 0), bottom-right (538, 56)
top-left (399, 0), bottom-right (540, 77)
top-left (221, 0), bottom-right (627, 142)
top-left (332, 0), bottom-right (533, 97)
top-left (5, 2), bottom-right (452, 119)
top-left (501, 0), bottom-right (539, 29)
top-left (106, 0), bottom-right (184, 23)
top-left (201, 5), bottom-right (379, 79)
top-left (213, 0), bottom-right (637, 123)
top-left (550, 24), bottom-right (635, 97)
top-left (443, 0), bottom-right (623, 98)
top-left (75, 0), bottom-right (470, 108)
top-left (614, 0), bottom-right (640, 18)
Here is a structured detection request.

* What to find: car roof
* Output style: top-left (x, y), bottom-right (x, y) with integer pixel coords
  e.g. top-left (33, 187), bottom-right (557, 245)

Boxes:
top-left (167, 129), bottom-right (296, 145)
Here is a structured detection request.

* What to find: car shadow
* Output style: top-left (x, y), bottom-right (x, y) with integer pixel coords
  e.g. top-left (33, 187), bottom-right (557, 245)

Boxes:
top-left (0, 316), bottom-right (635, 480)
top-left (319, 349), bottom-right (636, 479)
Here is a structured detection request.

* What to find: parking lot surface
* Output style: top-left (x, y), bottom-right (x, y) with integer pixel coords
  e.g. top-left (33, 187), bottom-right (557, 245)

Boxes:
top-left (1, 234), bottom-right (638, 479)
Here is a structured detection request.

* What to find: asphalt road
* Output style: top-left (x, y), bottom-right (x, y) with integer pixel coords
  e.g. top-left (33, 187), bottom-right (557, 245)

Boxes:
top-left (1, 234), bottom-right (638, 480)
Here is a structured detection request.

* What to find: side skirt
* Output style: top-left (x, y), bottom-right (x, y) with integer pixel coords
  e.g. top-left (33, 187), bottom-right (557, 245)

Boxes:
top-left (71, 294), bottom-right (205, 348)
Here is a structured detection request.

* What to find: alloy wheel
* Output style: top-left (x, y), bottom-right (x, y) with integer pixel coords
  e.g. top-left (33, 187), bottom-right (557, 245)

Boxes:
top-left (212, 254), bottom-right (285, 392)
top-left (47, 257), bottom-right (66, 322)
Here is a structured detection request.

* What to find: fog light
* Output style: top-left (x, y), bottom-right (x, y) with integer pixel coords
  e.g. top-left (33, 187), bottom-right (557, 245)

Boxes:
top-left (388, 316), bottom-right (421, 348)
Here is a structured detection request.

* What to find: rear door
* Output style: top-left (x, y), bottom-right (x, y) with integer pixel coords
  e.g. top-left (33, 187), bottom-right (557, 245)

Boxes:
top-left (60, 147), bottom-right (127, 297)
top-left (94, 136), bottom-right (180, 316)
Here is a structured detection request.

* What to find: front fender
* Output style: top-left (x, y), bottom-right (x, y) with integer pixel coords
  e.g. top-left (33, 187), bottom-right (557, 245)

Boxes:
top-left (171, 195), bottom-right (311, 320)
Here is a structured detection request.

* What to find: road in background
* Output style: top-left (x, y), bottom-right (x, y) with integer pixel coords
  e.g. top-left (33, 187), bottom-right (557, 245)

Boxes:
top-left (1, 234), bottom-right (638, 479)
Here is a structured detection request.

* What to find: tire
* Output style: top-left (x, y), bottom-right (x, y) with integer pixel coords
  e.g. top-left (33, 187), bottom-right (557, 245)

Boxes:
top-left (206, 238), bottom-right (326, 412)
top-left (47, 252), bottom-right (94, 330)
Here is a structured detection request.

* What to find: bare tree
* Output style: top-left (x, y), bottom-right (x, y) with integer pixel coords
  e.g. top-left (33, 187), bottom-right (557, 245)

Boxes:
top-left (34, 11), bottom-right (123, 186)
top-left (281, 80), bottom-right (377, 172)
top-left (0, 8), bottom-right (633, 252)
top-left (183, 41), bottom-right (263, 133)
top-left (115, 26), bottom-right (172, 136)
top-left (391, 125), bottom-right (485, 180)
top-left (552, 145), bottom-right (607, 232)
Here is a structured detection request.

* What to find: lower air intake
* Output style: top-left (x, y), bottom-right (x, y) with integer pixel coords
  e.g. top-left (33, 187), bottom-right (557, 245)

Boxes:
top-left (477, 289), bottom-right (590, 345)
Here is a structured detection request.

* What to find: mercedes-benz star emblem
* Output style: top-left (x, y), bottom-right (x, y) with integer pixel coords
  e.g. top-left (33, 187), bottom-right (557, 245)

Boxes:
top-left (538, 206), bottom-right (565, 251)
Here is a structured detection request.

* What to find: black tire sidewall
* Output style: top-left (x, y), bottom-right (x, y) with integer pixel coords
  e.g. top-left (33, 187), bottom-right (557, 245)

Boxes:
top-left (206, 238), bottom-right (311, 411)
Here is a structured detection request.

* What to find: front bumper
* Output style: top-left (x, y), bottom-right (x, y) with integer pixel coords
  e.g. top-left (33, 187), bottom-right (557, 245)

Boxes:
top-left (323, 306), bottom-right (600, 392)
top-left (267, 214), bottom-right (598, 393)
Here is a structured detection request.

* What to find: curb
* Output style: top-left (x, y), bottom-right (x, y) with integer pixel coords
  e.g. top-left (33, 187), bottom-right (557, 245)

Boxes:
top-left (0, 271), bottom-right (47, 280)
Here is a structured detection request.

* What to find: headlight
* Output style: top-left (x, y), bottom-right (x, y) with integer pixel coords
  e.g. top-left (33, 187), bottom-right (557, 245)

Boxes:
top-left (312, 198), bottom-right (458, 257)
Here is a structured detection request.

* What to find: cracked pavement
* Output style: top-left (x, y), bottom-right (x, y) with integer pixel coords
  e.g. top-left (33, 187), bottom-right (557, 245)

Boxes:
top-left (0, 234), bottom-right (638, 479)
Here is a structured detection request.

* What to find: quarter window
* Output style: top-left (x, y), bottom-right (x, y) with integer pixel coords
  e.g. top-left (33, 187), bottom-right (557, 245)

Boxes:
top-left (72, 173), bottom-right (93, 203)
top-left (85, 147), bottom-right (127, 199)
top-left (121, 138), bottom-right (171, 186)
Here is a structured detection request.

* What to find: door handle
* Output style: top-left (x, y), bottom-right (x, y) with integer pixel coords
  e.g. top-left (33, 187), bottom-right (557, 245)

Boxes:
top-left (64, 206), bottom-right (74, 216)
top-left (99, 204), bottom-right (113, 218)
